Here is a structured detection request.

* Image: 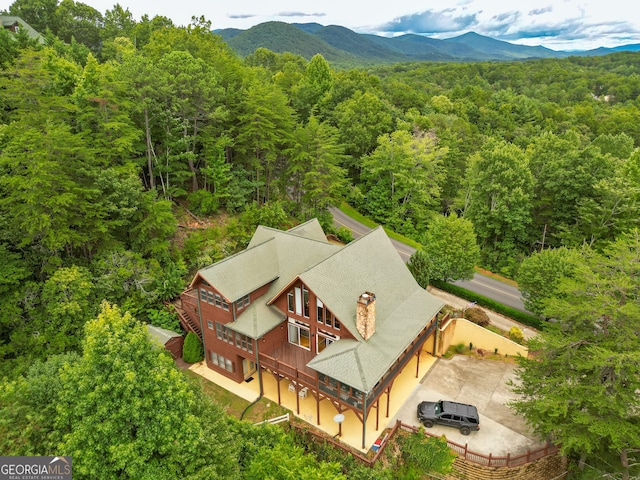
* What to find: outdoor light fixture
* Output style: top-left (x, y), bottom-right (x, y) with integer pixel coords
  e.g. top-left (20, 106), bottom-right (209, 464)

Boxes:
top-left (333, 413), bottom-right (345, 438)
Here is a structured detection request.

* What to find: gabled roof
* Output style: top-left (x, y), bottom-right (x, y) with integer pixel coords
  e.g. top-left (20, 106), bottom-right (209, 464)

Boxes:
top-left (194, 238), bottom-right (280, 302)
top-left (146, 324), bottom-right (182, 346)
top-left (227, 301), bottom-right (284, 338)
top-left (194, 217), bottom-right (340, 312)
top-left (195, 218), bottom-right (444, 393)
top-left (300, 227), bottom-right (420, 341)
top-left (305, 227), bottom-right (444, 392)
top-left (286, 218), bottom-right (328, 242)
top-left (1, 16), bottom-right (45, 44)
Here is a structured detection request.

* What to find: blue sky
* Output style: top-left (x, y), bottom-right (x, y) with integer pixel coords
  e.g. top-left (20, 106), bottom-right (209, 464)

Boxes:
top-left (82, 0), bottom-right (640, 51)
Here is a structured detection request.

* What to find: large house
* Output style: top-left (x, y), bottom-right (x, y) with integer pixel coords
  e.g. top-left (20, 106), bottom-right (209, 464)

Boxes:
top-left (1, 16), bottom-right (45, 44)
top-left (177, 219), bottom-right (444, 447)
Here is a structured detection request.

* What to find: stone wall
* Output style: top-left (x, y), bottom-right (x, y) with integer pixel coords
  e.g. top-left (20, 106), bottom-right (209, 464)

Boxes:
top-left (447, 452), bottom-right (568, 480)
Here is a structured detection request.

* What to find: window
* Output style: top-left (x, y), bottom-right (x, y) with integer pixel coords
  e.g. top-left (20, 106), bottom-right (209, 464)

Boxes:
top-left (334, 318), bottom-right (341, 330)
top-left (200, 288), bottom-right (214, 304)
top-left (302, 286), bottom-right (309, 317)
top-left (216, 322), bottom-right (233, 343)
top-left (210, 351), bottom-right (234, 372)
top-left (294, 287), bottom-right (302, 315)
top-left (236, 294), bottom-right (250, 310)
top-left (287, 292), bottom-right (294, 312)
top-left (215, 323), bottom-right (253, 353)
top-left (288, 319), bottom-right (310, 350)
top-left (214, 294), bottom-right (222, 307)
top-left (317, 331), bottom-right (338, 353)
top-left (317, 298), bottom-right (324, 323)
top-left (207, 320), bottom-right (213, 330)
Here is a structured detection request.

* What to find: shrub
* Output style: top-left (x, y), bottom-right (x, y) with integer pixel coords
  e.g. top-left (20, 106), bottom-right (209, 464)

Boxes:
top-left (146, 307), bottom-right (181, 332)
top-left (335, 226), bottom-right (354, 243)
top-left (187, 189), bottom-right (219, 216)
top-left (430, 280), bottom-right (543, 329)
top-left (454, 342), bottom-right (466, 354)
top-left (508, 326), bottom-right (525, 344)
top-left (464, 307), bottom-right (490, 327)
top-left (182, 331), bottom-right (204, 363)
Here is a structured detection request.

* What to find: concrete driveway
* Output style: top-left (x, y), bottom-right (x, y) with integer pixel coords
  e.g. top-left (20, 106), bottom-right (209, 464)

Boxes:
top-left (389, 355), bottom-right (547, 457)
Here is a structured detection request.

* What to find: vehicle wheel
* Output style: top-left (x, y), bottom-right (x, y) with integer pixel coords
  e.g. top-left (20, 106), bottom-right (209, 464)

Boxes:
top-left (460, 426), bottom-right (470, 435)
top-left (423, 420), bottom-right (434, 428)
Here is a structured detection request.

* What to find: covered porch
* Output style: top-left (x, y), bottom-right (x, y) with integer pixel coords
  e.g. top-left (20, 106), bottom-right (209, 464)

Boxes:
top-left (186, 343), bottom-right (438, 452)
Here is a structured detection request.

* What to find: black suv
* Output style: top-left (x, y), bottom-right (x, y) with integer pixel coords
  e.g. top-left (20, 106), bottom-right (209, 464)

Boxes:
top-left (417, 400), bottom-right (480, 435)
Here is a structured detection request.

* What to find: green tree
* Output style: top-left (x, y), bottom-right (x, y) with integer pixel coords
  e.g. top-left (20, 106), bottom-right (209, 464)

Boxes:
top-left (333, 90), bottom-right (394, 173)
top-left (182, 331), bottom-right (203, 363)
top-left (38, 265), bottom-right (96, 354)
top-left (243, 441), bottom-right (345, 480)
top-left (286, 116), bottom-right (347, 217)
top-left (54, 0), bottom-right (104, 55)
top-left (398, 431), bottom-right (456, 478)
top-left (8, 0), bottom-right (59, 34)
top-left (419, 213), bottom-right (480, 283)
top-left (0, 353), bottom-right (79, 455)
top-left (291, 53), bottom-right (333, 122)
top-left (234, 81), bottom-right (296, 203)
top-left (56, 302), bottom-right (237, 479)
top-left (157, 50), bottom-right (223, 194)
top-left (359, 129), bottom-right (445, 234)
top-left (407, 249), bottom-right (431, 289)
top-left (464, 139), bottom-right (533, 273)
top-left (511, 230), bottom-right (640, 479)
top-left (516, 247), bottom-right (582, 317)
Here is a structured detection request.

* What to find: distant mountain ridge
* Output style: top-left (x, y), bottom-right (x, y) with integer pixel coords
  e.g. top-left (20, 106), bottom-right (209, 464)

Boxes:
top-left (214, 21), bottom-right (639, 64)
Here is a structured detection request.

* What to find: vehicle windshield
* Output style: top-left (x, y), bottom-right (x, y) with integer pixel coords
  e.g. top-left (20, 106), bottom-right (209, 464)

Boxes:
top-left (435, 402), bottom-right (442, 414)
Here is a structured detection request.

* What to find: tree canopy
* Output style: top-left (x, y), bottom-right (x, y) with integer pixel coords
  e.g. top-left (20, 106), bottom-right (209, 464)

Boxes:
top-left (511, 230), bottom-right (640, 478)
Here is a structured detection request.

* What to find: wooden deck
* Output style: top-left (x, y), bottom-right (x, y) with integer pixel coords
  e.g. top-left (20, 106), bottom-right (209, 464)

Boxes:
top-left (259, 342), bottom-right (317, 387)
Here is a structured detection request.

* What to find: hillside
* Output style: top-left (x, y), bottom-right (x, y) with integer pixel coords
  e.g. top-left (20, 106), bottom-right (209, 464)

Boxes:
top-left (215, 21), bottom-right (637, 65)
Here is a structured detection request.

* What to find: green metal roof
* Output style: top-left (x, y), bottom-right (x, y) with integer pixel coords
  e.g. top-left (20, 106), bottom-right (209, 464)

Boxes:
top-left (1, 16), bottom-right (45, 43)
top-left (305, 227), bottom-right (444, 392)
top-left (227, 301), bottom-right (284, 338)
top-left (197, 218), bottom-right (340, 338)
top-left (286, 218), bottom-right (329, 243)
top-left (196, 220), bottom-right (444, 392)
top-left (196, 238), bottom-right (280, 302)
top-left (146, 324), bottom-right (182, 346)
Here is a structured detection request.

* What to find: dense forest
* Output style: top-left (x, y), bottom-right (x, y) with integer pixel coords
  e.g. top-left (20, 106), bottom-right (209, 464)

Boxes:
top-left (1, 1), bottom-right (640, 478)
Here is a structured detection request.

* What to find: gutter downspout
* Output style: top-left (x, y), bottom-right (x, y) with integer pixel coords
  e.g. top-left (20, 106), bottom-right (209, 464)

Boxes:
top-left (196, 288), bottom-right (208, 359)
top-left (240, 340), bottom-right (263, 420)
top-left (362, 391), bottom-right (368, 450)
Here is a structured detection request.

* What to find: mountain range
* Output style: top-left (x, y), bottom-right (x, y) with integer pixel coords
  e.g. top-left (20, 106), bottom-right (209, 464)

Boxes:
top-left (214, 21), bottom-right (640, 65)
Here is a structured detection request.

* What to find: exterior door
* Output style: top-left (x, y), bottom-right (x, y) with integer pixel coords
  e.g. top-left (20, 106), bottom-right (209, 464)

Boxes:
top-left (242, 358), bottom-right (256, 379)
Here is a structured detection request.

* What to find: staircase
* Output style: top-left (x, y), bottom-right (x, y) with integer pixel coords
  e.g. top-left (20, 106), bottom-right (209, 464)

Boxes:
top-left (173, 298), bottom-right (202, 340)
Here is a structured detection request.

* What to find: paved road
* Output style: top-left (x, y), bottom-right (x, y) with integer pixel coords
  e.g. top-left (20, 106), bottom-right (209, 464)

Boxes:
top-left (329, 206), bottom-right (528, 312)
top-left (453, 276), bottom-right (526, 313)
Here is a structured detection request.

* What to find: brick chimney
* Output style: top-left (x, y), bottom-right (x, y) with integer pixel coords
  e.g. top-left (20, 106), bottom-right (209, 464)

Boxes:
top-left (356, 292), bottom-right (376, 340)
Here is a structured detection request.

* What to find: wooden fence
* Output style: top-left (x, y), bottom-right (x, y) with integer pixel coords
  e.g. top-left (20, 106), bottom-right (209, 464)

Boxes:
top-left (291, 420), bottom-right (560, 469)
top-left (254, 413), bottom-right (290, 426)
top-left (399, 422), bottom-right (560, 468)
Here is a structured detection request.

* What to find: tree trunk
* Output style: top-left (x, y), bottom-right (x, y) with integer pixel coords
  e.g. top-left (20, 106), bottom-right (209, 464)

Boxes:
top-left (621, 448), bottom-right (629, 480)
top-left (144, 108), bottom-right (154, 190)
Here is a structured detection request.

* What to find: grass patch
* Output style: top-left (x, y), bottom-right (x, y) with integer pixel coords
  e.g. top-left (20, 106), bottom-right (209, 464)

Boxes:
top-left (474, 266), bottom-right (519, 287)
top-left (338, 202), bottom-right (422, 250)
top-left (182, 369), bottom-right (290, 423)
